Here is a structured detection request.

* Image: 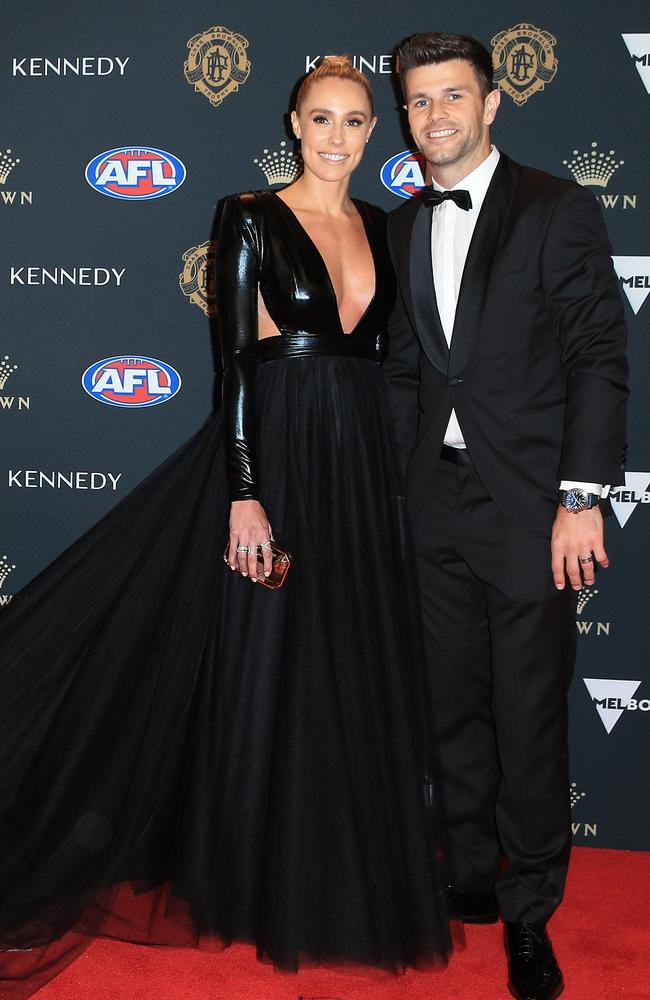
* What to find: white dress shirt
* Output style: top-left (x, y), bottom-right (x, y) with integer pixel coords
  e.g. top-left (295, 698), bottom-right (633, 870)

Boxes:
top-left (430, 146), bottom-right (604, 497)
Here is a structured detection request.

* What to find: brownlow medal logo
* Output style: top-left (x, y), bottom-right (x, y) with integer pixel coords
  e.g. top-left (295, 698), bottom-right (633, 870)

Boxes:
top-left (184, 26), bottom-right (251, 107)
top-left (179, 241), bottom-right (217, 317)
top-left (491, 23), bottom-right (558, 106)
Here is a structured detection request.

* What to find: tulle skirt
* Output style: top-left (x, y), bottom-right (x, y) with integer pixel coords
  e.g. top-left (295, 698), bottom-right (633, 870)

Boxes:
top-left (0, 353), bottom-right (452, 997)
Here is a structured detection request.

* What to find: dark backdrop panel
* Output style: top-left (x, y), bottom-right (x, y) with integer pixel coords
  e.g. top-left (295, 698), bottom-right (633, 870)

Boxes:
top-left (1, 0), bottom-right (648, 849)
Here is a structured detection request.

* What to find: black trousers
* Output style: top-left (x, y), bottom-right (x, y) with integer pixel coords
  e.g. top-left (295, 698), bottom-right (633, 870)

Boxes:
top-left (409, 453), bottom-right (577, 924)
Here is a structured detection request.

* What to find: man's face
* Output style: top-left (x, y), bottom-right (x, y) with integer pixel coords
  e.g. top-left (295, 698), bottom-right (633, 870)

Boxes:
top-left (403, 58), bottom-right (499, 179)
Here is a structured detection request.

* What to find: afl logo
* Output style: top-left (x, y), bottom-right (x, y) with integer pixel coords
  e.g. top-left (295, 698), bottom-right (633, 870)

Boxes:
top-left (380, 149), bottom-right (427, 199)
top-left (82, 357), bottom-right (182, 408)
top-left (85, 147), bottom-right (186, 201)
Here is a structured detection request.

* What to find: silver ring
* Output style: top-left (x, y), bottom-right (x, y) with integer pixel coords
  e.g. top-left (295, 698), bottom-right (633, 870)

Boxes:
top-left (579, 554), bottom-right (594, 564)
top-left (259, 541), bottom-right (272, 551)
top-left (236, 545), bottom-right (251, 554)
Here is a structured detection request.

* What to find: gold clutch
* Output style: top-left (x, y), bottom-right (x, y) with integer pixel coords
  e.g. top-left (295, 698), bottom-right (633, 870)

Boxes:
top-left (223, 539), bottom-right (292, 590)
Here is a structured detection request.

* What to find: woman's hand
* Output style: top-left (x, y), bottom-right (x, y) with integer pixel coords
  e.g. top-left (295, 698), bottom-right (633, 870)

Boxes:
top-left (225, 500), bottom-right (273, 581)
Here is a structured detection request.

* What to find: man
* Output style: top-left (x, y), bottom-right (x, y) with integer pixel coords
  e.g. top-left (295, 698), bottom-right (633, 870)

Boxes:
top-left (384, 32), bottom-right (628, 1000)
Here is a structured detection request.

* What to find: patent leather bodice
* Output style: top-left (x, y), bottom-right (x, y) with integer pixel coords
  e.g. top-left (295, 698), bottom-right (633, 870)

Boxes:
top-left (214, 190), bottom-right (395, 501)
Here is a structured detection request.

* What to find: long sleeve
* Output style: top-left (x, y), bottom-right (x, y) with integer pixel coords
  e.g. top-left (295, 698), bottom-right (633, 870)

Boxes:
top-left (541, 186), bottom-right (628, 486)
top-left (214, 195), bottom-right (261, 501)
top-left (382, 215), bottom-right (422, 478)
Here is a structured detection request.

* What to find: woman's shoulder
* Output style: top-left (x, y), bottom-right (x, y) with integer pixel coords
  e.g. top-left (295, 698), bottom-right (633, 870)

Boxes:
top-left (217, 190), bottom-right (274, 225)
top-left (223, 189), bottom-right (276, 204)
top-left (219, 189), bottom-right (276, 218)
top-left (216, 191), bottom-right (280, 245)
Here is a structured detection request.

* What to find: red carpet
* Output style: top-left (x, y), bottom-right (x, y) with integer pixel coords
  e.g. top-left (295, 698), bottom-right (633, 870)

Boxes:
top-left (37, 848), bottom-right (649, 1000)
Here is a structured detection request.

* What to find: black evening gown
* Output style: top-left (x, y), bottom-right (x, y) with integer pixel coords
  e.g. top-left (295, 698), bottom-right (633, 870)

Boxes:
top-left (0, 191), bottom-right (452, 997)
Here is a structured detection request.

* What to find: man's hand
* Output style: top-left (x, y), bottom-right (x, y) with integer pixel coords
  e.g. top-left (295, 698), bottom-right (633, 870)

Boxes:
top-left (551, 505), bottom-right (609, 590)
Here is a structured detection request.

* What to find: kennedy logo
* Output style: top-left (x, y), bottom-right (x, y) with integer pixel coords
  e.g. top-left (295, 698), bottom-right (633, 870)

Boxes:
top-left (184, 27), bottom-right (250, 107)
top-left (12, 56), bottom-right (130, 78)
top-left (562, 142), bottom-right (636, 211)
top-left (8, 470), bottom-right (122, 490)
top-left (179, 242), bottom-right (217, 317)
top-left (611, 256), bottom-right (650, 314)
top-left (0, 148), bottom-right (33, 207)
top-left (82, 356), bottom-right (181, 408)
top-left (622, 35), bottom-right (650, 94)
top-left (10, 266), bottom-right (125, 287)
top-left (0, 554), bottom-right (16, 607)
top-left (254, 141), bottom-right (301, 187)
top-left (491, 23), bottom-right (558, 106)
top-left (304, 54), bottom-right (392, 74)
top-left (380, 149), bottom-right (427, 199)
top-left (0, 355), bottom-right (30, 412)
top-left (86, 147), bottom-right (185, 201)
top-left (583, 678), bottom-right (649, 734)
top-left (609, 473), bottom-right (650, 528)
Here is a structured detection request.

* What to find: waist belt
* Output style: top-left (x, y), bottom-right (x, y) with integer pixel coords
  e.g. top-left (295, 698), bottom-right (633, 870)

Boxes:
top-left (256, 333), bottom-right (377, 363)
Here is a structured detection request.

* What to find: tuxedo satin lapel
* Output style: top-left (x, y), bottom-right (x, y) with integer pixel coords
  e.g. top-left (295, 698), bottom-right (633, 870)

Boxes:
top-left (449, 156), bottom-right (520, 378)
top-left (409, 200), bottom-right (449, 374)
top-left (390, 198), bottom-right (418, 321)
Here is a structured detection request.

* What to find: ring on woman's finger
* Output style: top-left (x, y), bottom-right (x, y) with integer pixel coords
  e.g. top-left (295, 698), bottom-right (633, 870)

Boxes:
top-left (578, 553), bottom-right (594, 564)
top-left (258, 541), bottom-right (272, 552)
top-left (236, 545), bottom-right (251, 554)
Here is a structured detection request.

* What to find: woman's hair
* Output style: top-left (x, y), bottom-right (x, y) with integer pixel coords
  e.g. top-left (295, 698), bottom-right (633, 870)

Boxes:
top-left (295, 55), bottom-right (374, 116)
top-left (396, 32), bottom-right (494, 97)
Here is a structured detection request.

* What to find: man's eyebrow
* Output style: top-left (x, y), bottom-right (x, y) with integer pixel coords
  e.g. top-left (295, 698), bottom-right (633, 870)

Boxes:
top-left (408, 85), bottom-right (471, 97)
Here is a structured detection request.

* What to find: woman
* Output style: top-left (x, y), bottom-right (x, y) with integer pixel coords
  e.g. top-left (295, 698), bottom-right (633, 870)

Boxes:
top-left (0, 58), bottom-right (452, 997)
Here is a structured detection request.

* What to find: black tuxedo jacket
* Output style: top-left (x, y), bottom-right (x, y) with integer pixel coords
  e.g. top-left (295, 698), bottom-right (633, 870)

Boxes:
top-left (384, 152), bottom-right (629, 533)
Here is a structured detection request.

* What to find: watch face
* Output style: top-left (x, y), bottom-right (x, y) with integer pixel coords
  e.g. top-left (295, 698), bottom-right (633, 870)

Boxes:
top-left (565, 489), bottom-right (588, 511)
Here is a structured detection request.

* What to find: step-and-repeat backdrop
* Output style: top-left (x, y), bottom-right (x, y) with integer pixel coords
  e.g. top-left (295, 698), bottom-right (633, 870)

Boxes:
top-left (1, 2), bottom-right (648, 849)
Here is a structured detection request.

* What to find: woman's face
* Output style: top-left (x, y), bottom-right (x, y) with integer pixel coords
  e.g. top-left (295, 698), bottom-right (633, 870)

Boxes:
top-left (291, 77), bottom-right (376, 184)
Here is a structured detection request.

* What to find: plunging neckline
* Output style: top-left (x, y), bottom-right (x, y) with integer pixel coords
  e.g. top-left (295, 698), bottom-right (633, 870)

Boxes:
top-left (271, 191), bottom-right (377, 336)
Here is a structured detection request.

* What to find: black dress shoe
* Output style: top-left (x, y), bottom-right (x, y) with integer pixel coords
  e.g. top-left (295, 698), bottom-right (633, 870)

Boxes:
top-left (505, 922), bottom-right (564, 1000)
top-left (447, 886), bottom-right (499, 923)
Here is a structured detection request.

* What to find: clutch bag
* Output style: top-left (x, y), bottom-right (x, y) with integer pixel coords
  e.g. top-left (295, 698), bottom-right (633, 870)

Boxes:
top-left (223, 538), bottom-right (292, 590)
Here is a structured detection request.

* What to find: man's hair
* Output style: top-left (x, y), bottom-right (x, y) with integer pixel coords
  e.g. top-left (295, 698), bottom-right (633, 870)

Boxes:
top-left (295, 55), bottom-right (374, 116)
top-left (396, 32), bottom-right (494, 98)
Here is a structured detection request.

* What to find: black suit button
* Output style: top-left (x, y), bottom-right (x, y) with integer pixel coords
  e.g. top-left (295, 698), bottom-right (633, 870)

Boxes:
top-left (448, 377), bottom-right (464, 387)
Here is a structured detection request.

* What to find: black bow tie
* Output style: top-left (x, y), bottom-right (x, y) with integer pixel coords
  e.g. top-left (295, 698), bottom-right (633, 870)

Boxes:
top-left (420, 187), bottom-right (472, 211)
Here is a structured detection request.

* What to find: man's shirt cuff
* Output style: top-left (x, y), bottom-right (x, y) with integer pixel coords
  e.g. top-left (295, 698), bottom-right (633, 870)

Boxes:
top-left (559, 481), bottom-right (609, 499)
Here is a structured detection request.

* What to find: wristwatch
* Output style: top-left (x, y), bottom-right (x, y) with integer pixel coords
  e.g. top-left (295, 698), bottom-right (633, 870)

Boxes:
top-left (559, 489), bottom-right (600, 513)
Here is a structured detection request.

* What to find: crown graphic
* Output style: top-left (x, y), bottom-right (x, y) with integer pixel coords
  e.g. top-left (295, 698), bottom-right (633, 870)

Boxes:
top-left (563, 142), bottom-right (624, 188)
top-left (577, 586), bottom-right (598, 615)
top-left (0, 148), bottom-right (20, 185)
top-left (0, 355), bottom-right (18, 390)
top-left (254, 141), bottom-right (301, 186)
top-left (570, 782), bottom-right (586, 809)
top-left (0, 555), bottom-right (16, 590)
